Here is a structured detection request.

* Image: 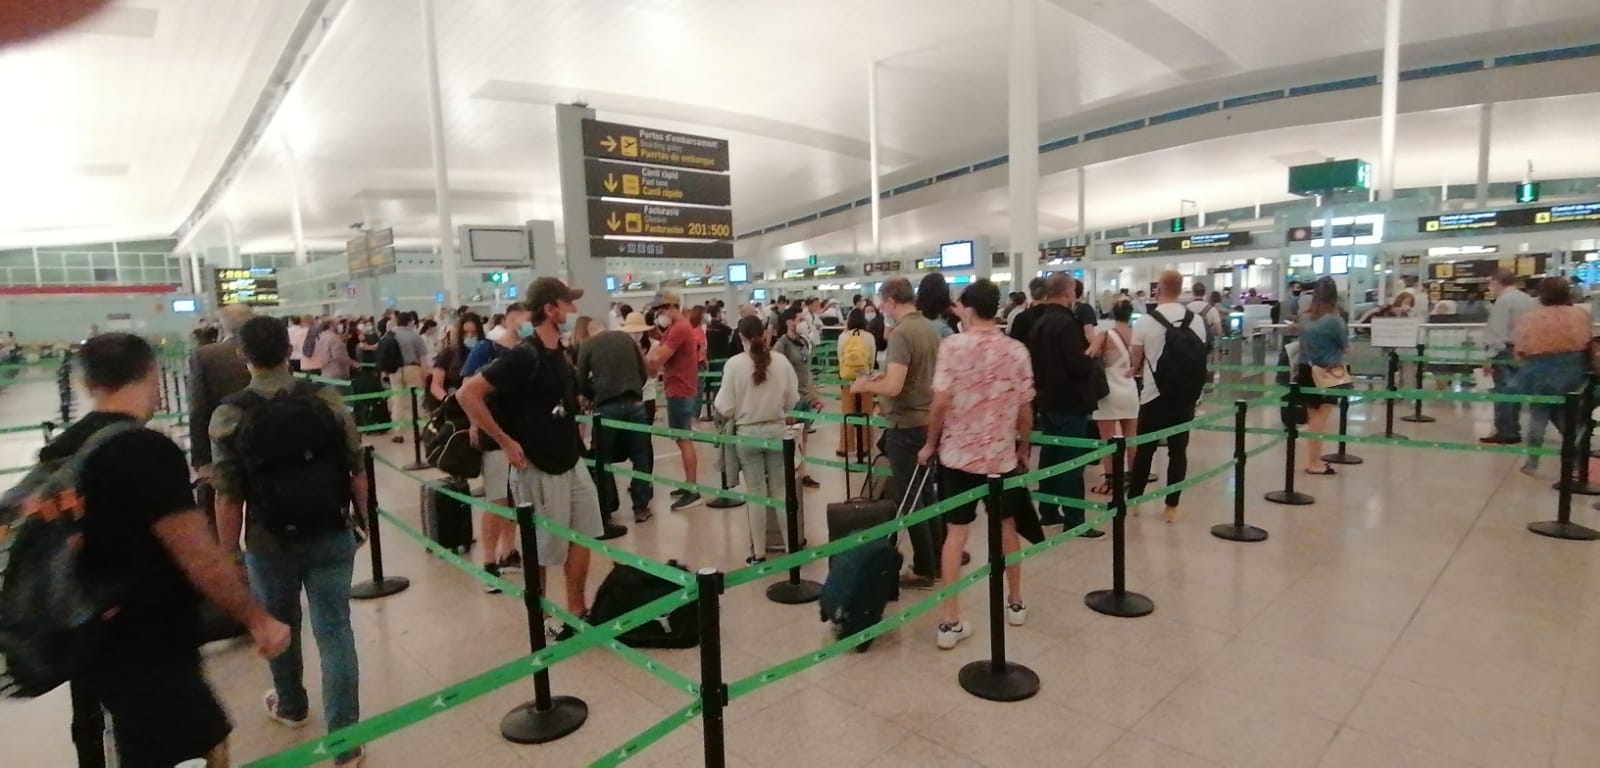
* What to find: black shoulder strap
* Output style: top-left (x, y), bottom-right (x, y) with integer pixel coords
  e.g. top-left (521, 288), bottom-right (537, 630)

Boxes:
top-left (1150, 309), bottom-right (1175, 330)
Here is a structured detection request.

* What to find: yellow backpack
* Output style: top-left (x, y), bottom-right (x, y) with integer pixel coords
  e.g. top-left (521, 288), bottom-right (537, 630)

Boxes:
top-left (839, 330), bottom-right (873, 381)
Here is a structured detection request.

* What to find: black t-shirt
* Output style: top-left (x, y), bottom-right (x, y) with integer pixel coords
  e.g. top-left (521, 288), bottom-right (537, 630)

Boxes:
top-left (38, 412), bottom-right (200, 660)
top-left (480, 338), bottom-right (582, 474)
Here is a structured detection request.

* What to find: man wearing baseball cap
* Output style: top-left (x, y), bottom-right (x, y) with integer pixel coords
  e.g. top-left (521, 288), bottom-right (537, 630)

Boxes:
top-left (456, 276), bottom-right (601, 638)
top-left (645, 289), bottom-right (704, 511)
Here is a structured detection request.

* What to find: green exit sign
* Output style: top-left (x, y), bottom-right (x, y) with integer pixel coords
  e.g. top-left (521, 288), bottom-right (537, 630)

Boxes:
top-left (1169, 218), bottom-right (1186, 233)
top-left (1516, 182), bottom-right (1540, 204)
top-left (483, 271), bottom-right (511, 284)
top-left (1287, 158), bottom-right (1373, 196)
top-left (807, 254), bottom-right (818, 267)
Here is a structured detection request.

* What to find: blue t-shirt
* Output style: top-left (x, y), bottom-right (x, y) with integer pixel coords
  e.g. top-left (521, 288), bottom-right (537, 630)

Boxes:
top-left (461, 338), bottom-right (509, 377)
top-left (1299, 314), bottom-right (1347, 367)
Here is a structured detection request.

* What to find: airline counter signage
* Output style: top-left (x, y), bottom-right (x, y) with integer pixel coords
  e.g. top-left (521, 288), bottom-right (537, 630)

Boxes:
top-left (581, 119), bottom-right (730, 172)
top-left (583, 158), bottom-right (731, 206)
top-left (1420, 201), bottom-right (1600, 232)
top-left (588, 199), bottom-right (733, 240)
top-left (588, 239), bottom-right (732, 261)
top-left (1110, 231), bottom-right (1252, 255)
top-left (862, 260), bottom-right (901, 274)
top-left (214, 267), bottom-right (279, 307)
top-left (1040, 245), bottom-right (1087, 262)
top-left (781, 268), bottom-right (812, 280)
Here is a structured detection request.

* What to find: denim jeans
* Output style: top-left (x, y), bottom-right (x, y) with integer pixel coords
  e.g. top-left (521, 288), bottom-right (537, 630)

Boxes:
top-left (880, 426), bottom-right (941, 577)
top-left (1036, 410), bottom-right (1090, 527)
top-left (245, 530), bottom-right (359, 737)
top-left (1490, 348), bottom-right (1521, 439)
top-left (594, 400), bottom-right (655, 515)
top-left (1510, 352), bottom-right (1587, 469)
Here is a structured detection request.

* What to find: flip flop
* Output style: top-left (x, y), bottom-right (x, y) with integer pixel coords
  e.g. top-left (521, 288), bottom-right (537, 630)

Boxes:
top-left (1089, 481), bottom-right (1113, 495)
top-left (1304, 465), bottom-right (1337, 476)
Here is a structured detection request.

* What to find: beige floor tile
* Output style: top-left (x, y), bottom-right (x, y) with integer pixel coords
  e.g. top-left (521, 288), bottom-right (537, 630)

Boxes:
top-left (1131, 679), bottom-right (1339, 768)
top-left (1033, 642), bottom-right (1187, 729)
top-left (725, 685), bottom-right (909, 767)
top-left (864, 733), bottom-right (985, 768)
top-left (1190, 637), bottom-right (1373, 722)
top-left (1346, 675), bottom-right (1557, 768)
top-left (1071, 614), bottom-right (1233, 676)
top-left (1407, 592), bottom-right (1578, 662)
top-left (1380, 630), bottom-right (1566, 716)
top-left (1553, 717), bottom-right (1600, 768)
top-left (915, 694), bottom-right (1125, 768)
top-left (1088, 733), bottom-right (1224, 768)
top-left (1560, 663), bottom-right (1600, 728)
top-left (1240, 597), bottom-right (1402, 670)
top-left (1316, 726), bottom-right (1480, 768)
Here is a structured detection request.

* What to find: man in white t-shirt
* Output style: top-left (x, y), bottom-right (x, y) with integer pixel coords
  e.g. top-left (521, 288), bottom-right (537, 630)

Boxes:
top-left (1128, 270), bottom-right (1209, 523)
top-left (1186, 281), bottom-right (1223, 338)
top-left (286, 317), bottom-right (308, 372)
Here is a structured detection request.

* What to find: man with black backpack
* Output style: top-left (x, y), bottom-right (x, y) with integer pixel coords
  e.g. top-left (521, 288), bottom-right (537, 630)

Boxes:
top-left (1128, 270), bottom-right (1209, 524)
top-left (1016, 274), bottom-right (1106, 536)
top-left (210, 316), bottom-right (368, 767)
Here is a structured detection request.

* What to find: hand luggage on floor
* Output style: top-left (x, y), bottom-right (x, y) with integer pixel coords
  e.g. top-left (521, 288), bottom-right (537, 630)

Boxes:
top-left (818, 463), bottom-right (932, 650)
top-left (421, 477), bottom-right (474, 555)
top-left (351, 368), bottom-right (391, 432)
top-left (587, 560), bottom-right (699, 648)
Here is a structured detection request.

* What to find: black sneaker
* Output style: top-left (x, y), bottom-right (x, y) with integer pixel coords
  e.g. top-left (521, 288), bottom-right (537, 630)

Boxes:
top-left (482, 563), bottom-right (503, 594)
top-left (1039, 511), bottom-right (1066, 526)
top-left (1081, 529), bottom-right (1107, 539)
top-left (670, 492), bottom-right (702, 512)
top-left (633, 508), bottom-right (654, 523)
top-left (599, 521), bottom-right (628, 540)
top-left (800, 476), bottom-right (821, 489)
top-left (498, 551), bottom-right (522, 574)
top-left (670, 488), bottom-right (691, 500)
top-left (391, 436), bottom-right (404, 444)
top-left (1479, 434), bottom-right (1522, 445)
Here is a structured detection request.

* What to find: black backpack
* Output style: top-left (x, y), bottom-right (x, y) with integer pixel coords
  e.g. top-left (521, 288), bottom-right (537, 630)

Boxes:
top-left (587, 561), bottom-right (698, 648)
top-left (225, 382), bottom-right (352, 539)
top-left (1148, 310), bottom-right (1208, 405)
top-left (376, 333), bottom-right (402, 374)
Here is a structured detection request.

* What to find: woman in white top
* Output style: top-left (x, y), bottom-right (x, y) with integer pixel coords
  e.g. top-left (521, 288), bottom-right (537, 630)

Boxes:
top-left (714, 315), bottom-right (800, 564)
top-left (1090, 299), bottom-right (1140, 495)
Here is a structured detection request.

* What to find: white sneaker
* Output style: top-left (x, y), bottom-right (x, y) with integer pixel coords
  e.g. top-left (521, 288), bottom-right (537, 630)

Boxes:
top-left (936, 622), bottom-right (973, 650)
top-left (1006, 602), bottom-right (1028, 627)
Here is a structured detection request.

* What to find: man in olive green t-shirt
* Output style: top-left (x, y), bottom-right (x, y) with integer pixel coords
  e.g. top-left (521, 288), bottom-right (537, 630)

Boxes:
top-left (852, 277), bottom-right (942, 587)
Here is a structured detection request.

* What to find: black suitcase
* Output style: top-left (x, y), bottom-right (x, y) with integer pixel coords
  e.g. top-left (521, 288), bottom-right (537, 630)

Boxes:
top-left (351, 368), bottom-right (391, 431)
top-left (421, 477), bottom-right (474, 555)
top-left (819, 464), bottom-right (932, 650)
top-left (588, 560), bottom-right (699, 648)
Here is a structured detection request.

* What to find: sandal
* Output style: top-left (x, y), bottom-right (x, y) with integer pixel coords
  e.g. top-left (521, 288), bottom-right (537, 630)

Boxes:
top-left (1089, 480), bottom-right (1114, 495)
top-left (1304, 464), bottom-right (1337, 476)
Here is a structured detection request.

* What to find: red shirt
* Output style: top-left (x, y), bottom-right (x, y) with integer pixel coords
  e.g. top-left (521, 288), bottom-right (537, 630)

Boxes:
top-left (662, 319), bottom-right (700, 399)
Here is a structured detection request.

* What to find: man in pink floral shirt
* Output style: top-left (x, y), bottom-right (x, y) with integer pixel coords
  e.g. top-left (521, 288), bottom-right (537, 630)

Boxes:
top-left (917, 278), bottom-right (1034, 650)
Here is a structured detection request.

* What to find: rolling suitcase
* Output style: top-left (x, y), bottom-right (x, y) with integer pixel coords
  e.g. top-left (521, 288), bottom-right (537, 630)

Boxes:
top-left (421, 477), bottom-right (474, 555)
top-left (819, 463), bottom-right (931, 650)
top-left (351, 367), bottom-right (391, 432)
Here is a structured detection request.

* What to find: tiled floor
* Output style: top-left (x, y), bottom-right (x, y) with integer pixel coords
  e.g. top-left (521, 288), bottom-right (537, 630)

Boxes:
top-left (2, 374), bottom-right (1598, 768)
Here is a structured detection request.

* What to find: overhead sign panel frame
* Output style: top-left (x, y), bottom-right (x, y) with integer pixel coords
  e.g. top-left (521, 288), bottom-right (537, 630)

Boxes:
top-left (583, 158), bottom-right (731, 206)
top-left (587, 199), bottom-right (733, 240)
top-left (581, 119), bottom-right (730, 172)
top-left (1109, 231), bottom-right (1253, 255)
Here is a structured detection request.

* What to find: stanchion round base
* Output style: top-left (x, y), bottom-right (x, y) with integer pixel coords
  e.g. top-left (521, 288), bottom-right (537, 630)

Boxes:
top-left (765, 579), bottom-right (823, 604)
top-left (706, 496), bottom-right (745, 509)
top-left (403, 461), bottom-right (432, 471)
top-left (1264, 490), bottom-right (1316, 506)
top-left (1382, 432), bottom-right (1408, 441)
top-left (1084, 588), bottom-right (1155, 618)
top-left (1210, 523), bottom-right (1269, 542)
top-left (1321, 452), bottom-right (1363, 465)
top-left (1399, 414), bottom-right (1437, 423)
top-left (1550, 481), bottom-right (1600, 496)
top-left (1527, 520), bottom-right (1600, 541)
top-left (499, 696), bottom-right (588, 744)
top-left (958, 660), bottom-right (1040, 702)
top-left (350, 577), bottom-right (410, 600)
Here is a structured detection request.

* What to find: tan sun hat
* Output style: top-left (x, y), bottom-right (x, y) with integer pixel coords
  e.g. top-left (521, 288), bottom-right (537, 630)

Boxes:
top-left (619, 312), bottom-right (651, 334)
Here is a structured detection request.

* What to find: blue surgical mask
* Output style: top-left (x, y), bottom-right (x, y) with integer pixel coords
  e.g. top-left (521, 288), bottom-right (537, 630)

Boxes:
top-left (463, 336), bottom-right (480, 350)
top-left (517, 321), bottom-right (535, 339)
top-left (560, 315), bottom-right (577, 334)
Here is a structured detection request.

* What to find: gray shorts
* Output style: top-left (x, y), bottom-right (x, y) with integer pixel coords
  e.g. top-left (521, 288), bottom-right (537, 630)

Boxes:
top-left (481, 449), bottom-right (512, 502)
top-left (509, 463), bottom-right (603, 567)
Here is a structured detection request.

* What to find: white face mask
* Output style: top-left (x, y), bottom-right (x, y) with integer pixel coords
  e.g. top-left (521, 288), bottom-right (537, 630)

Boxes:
top-left (655, 314), bottom-right (671, 329)
top-left (864, 311), bottom-right (878, 322)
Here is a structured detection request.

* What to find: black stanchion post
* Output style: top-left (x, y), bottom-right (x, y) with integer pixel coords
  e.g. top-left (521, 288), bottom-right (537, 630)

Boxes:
top-left (1401, 343), bottom-right (1436, 423)
top-left (1085, 437), bottom-right (1155, 618)
top-left (959, 474), bottom-right (1041, 701)
top-left (1553, 374), bottom-right (1600, 495)
top-left (1213, 400), bottom-right (1268, 542)
top-left (1265, 384), bottom-right (1316, 505)
top-left (403, 387), bottom-right (429, 471)
top-left (1322, 390), bottom-right (1363, 465)
top-left (350, 446), bottom-right (412, 599)
top-left (697, 568), bottom-right (727, 768)
top-left (1383, 349), bottom-right (1407, 440)
top-left (1529, 392), bottom-right (1600, 541)
top-left (500, 501), bottom-right (589, 742)
top-left (767, 434), bottom-right (822, 604)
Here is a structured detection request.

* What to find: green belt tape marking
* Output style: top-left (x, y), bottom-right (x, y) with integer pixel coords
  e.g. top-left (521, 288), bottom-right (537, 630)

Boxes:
top-left (1211, 382), bottom-right (1291, 395)
top-left (723, 483), bottom-right (990, 590)
top-left (1295, 430), bottom-right (1563, 457)
top-left (589, 702), bottom-right (704, 767)
top-left (1029, 491), bottom-right (1112, 512)
top-left (1244, 435), bottom-right (1289, 460)
top-left (803, 455), bottom-right (894, 477)
top-left (1126, 452), bottom-right (1242, 507)
top-left (602, 462), bottom-right (784, 510)
top-left (371, 454), bottom-right (695, 587)
top-left (599, 416), bottom-right (784, 451)
top-left (0, 422), bottom-right (47, 435)
top-left (0, 465), bottom-right (31, 476)
top-left (1004, 507), bottom-right (1118, 567)
top-left (1293, 384), bottom-right (1567, 405)
top-left (1031, 433), bottom-right (1106, 449)
top-left (296, 372), bottom-right (355, 387)
top-left (244, 586), bottom-right (693, 768)
top-left (1211, 363), bottom-right (1290, 372)
top-left (1005, 445), bottom-right (1117, 489)
top-left (1124, 404), bottom-right (1242, 447)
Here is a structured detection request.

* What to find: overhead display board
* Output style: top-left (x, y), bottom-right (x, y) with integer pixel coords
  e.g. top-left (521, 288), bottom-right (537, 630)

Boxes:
top-left (1109, 231), bottom-right (1253, 255)
top-left (862, 260), bottom-right (901, 274)
top-left (1427, 254), bottom-right (1548, 280)
top-left (214, 267), bottom-right (279, 307)
top-left (581, 119), bottom-right (730, 172)
top-left (347, 228), bottom-right (397, 277)
top-left (1418, 201), bottom-right (1600, 233)
top-left (581, 118), bottom-right (732, 259)
top-left (1040, 245), bottom-right (1086, 263)
top-left (1287, 158), bottom-right (1372, 196)
top-left (583, 159), bottom-right (730, 206)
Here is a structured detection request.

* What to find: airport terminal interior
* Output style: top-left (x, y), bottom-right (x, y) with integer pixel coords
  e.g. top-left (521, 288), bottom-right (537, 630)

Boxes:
top-left (2, 1), bottom-right (1600, 766)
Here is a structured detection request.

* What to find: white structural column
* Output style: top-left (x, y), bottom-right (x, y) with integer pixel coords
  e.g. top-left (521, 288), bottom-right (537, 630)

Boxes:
top-left (1378, 0), bottom-right (1402, 201)
top-left (223, 219), bottom-right (241, 268)
top-left (1007, 0), bottom-right (1039, 288)
top-left (188, 249), bottom-right (203, 302)
top-left (867, 61), bottom-right (882, 259)
top-left (1475, 102), bottom-right (1494, 207)
top-left (281, 136), bottom-right (308, 266)
top-left (419, 0), bottom-right (459, 307)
